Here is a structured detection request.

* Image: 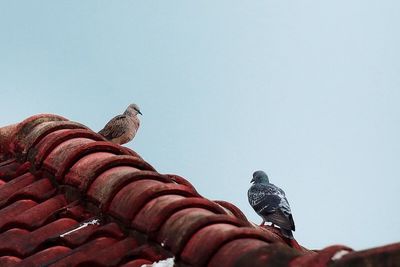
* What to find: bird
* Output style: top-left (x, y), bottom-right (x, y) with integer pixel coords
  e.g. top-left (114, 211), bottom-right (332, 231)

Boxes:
top-left (98, 103), bottom-right (142, 145)
top-left (248, 170), bottom-right (295, 239)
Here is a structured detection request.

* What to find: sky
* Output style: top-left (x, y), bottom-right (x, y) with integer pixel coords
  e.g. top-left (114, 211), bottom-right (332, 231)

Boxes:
top-left (0, 1), bottom-right (399, 250)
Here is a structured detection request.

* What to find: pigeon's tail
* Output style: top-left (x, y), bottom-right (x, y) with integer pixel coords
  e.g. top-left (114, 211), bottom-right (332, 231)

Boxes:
top-left (280, 228), bottom-right (294, 239)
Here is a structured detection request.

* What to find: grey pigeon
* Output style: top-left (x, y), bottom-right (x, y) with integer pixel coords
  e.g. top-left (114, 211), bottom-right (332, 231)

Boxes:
top-left (99, 104), bottom-right (142, 145)
top-left (248, 170), bottom-right (295, 239)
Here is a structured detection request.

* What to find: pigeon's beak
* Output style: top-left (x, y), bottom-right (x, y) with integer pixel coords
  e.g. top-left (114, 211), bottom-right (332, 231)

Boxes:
top-left (138, 110), bottom-right (143, 115)
top-left (250, 178), bottom-right (255, 183)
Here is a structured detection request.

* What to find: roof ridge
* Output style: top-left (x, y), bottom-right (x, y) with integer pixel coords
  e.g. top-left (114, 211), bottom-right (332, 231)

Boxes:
top-left (1, 114), bottom-right (303, 266)
top-left (3, 114), bottom-right (396, 266)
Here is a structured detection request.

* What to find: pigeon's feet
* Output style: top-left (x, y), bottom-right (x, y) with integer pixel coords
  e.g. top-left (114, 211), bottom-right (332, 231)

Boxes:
top-left (260, 220), bottom-right (266, 226)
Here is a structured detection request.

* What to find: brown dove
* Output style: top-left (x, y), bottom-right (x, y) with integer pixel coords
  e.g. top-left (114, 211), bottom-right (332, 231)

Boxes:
top-left (99, 104), bottom-right (142, 145)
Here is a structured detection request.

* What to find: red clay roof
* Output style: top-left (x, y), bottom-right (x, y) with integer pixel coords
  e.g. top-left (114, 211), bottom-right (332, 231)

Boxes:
top-left (0, 114), bottom-right (399, 267)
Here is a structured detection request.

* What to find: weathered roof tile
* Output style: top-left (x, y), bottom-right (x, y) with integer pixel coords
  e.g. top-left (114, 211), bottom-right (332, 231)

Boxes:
top-left (0, 114), bottom-right (398, 266)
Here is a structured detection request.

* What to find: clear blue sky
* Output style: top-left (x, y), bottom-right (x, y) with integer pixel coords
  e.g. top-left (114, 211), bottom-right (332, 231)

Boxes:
top-left (1, 1), bottom-right (399, 250)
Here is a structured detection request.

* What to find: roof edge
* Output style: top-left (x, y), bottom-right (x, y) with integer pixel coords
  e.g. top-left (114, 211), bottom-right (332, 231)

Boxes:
top-left (0, 114), bottom-right (68, 161)
top-left (0, 122), bottom-right (18, 161)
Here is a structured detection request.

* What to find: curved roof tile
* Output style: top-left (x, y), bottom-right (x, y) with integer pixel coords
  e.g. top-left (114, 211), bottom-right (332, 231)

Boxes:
top-left (27, 129), bottom-right (105, 169)
top-left (87, 169), bottom-right (168, 210)
top-left (0, 114), bottom-right (398, 267)
top-left (13, 246), bottom-right (72, 267)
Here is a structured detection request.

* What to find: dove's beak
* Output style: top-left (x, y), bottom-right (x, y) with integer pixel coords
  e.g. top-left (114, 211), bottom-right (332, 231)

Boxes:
top-left (138, 110), bottom-right (143, 115)
top-left (250, 178), bottom-right (255, 183)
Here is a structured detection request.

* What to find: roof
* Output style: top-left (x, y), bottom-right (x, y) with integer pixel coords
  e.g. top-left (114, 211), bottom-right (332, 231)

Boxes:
top-left (0, 114), bottom-right (399, 267)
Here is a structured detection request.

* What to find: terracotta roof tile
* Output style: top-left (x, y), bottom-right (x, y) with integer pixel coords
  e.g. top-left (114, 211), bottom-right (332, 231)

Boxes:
top-left (13, 246), bottom-right (71, 267)
top-left (1, 195), bottom-right (67, 231)
top-left (0, 256), bottom-right (22, 266)
top-left (5, 218), bottom-right (78, 257)
top-left (120, 259), bottom-right (153, 267)
top-left (27, 129), bottom-right (105, 168)
top-left (0, 173), bottom-right (36, 203)
top-left (0, 160), bottom-right (22, 181)
top-left (0, 114), bottom-right (398, 266)
top-left (46, 237), bottom-right (119, 267)
top-left (133, 196), bottom-right (230, 235)
top-left (208, 238), bottom-right (282, 267)
top-left (59, 221), bottom-right (124, 247)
